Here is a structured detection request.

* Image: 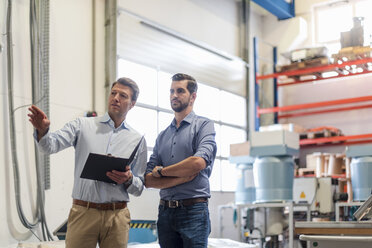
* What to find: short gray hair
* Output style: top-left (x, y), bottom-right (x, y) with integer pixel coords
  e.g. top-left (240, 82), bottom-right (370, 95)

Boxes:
top-left (112, 77), bottom-right (139, 101)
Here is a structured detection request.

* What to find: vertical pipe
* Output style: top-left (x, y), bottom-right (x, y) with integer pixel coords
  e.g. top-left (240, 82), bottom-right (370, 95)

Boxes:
top-left (242, 0), bottom-right (250, 139)
top-left (253, 37), bottom-right (259, 131)
top-left (237, 205), bottom-right (243, 242)
top-left (92, 0), bottom-right (96, 111)
top-left (289, 202), bottom-right (294, 248)
top-left (345, 157), bottom-right (353, 202)
top-left (105, 0), bottom-right (117, 107)
top-left (273, 46), bottom-right (278, 124)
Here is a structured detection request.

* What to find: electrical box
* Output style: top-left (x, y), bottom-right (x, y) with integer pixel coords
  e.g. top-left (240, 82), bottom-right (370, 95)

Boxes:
top-left (293, 177), bottom-right (317, 205)
top-left (293, 177), bottom-right (333, 213)
top-left (315, 177), bottom-right (334, 213)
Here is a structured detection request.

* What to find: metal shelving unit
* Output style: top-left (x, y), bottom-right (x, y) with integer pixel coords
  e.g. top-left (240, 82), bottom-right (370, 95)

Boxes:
top-left (254, 39), bottom-right (372, 146)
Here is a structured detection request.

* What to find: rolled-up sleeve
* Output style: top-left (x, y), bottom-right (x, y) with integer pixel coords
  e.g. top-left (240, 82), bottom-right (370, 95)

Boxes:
top-left (127, 138), bottom-right (148, 196)
top-left (194, 120), bottom-right (217, 167)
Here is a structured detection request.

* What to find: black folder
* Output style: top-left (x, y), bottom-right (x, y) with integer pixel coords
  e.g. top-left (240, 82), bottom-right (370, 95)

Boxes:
top-left (80, 136), bottom-right (143, 184)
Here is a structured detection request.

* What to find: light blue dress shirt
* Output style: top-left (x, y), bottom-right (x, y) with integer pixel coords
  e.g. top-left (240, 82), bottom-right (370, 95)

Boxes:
top-left (146, 111), bottom-right (217, 200)
top-left (35, 113), bottom-right (147, 203)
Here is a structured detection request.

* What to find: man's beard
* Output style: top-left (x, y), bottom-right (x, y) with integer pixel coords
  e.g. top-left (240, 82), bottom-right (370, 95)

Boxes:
top-left (171, 100), bottom-right (189, 113)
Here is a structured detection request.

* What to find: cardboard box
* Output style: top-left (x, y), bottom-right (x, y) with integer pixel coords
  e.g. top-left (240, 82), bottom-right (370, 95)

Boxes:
top-left (250, 130), bottom-right (299, 157)
top-left (259, 123), bottom-right (306, 133)
top-left (230, 141), bottom-right (250, 157)
top-left (251, 130), bottom-right (299, 150)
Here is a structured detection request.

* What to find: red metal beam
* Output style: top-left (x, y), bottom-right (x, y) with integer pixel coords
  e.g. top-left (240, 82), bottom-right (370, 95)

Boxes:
top-left (257, 95), bottom-right (372, 115)
top-left (278, 103), bottom-right (372, 119)
top-left (300, 139), bottom-right (372, 148)
top-left (277, 69), bottom-right (372, 87)
top-left (300, 133), bottom-right (372, 146)
top-left (257, 57), bottom-right (372, 80)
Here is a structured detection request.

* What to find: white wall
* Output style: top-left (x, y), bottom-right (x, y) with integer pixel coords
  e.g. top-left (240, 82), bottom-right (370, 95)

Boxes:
top-left (118, 0), bottom-right (240, 56)
top-left (0, 0), bottom-right (106, 246)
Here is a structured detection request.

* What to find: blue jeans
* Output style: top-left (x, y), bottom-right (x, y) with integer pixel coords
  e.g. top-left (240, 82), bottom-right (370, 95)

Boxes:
top-left (157, 202), bottom-right (211, 248)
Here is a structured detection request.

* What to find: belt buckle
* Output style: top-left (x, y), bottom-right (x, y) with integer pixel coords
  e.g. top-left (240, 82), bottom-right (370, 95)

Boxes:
top-left (168, 200), bottom-right (180, 208)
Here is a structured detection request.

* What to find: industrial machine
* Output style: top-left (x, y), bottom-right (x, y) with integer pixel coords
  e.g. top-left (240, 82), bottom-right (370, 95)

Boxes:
top-left (333, 144), bottom-right (372, 222)
top-left (293, 176), bottom-right (348, 215)
top-left (231, 130), bottom-right (299, 248)
top-left (296, 194), bottom-right (372, 248)
top-left (346, 144), bottom-right (372, 201)
top-left (230, 154), bottom-right (256, 205)
top-left (294, 144), bottom-right (372, 248)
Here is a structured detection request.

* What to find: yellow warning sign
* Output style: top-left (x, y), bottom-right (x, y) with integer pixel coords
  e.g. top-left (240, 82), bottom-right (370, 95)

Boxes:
top-left (300, 191), bottom-right (306, 199)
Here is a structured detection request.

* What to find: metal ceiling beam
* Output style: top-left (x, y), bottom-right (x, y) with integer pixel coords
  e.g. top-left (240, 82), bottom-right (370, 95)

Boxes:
top-left (252, 0), bottom-right (295, 20)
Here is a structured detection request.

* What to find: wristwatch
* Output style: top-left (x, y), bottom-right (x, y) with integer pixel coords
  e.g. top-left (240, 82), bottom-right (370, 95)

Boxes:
top-left (157, 167), bottom-right (164, 177)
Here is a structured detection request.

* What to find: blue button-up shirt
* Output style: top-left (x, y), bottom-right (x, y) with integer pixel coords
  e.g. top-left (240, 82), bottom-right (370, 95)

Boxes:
top-left (146, 111), bottom-right (217, 200)
top-left (35, 113), bottom-right (147, 203)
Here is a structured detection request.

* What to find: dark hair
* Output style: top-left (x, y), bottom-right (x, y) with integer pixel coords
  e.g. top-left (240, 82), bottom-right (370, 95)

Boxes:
top-left (171, 73), bottom-right (198, 94)
top-left (112, 77), bottom-right (139, 101)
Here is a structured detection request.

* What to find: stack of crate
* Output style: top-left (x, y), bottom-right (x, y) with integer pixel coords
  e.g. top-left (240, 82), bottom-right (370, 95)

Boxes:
top-left (332, 46), bottom-right (372, 62)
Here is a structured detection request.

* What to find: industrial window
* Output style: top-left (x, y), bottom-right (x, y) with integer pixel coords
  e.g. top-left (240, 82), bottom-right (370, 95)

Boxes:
top-left (117, 58), bottom-right (246, 192)
top-left (315, 0), bottom-right (372, 55)
top-left (116, 9), bottom-right (247, 192)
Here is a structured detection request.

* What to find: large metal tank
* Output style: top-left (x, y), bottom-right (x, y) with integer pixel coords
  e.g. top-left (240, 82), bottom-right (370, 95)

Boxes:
top-left (351, 156), bottom-right (372, 201)
top-left (253, 156), bottom-right (294, 202)
top-left (235, 163), bottom-right (255, 204)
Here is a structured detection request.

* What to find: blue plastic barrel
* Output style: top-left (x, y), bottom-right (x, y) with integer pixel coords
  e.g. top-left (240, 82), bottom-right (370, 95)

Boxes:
top-left (235, 163), bottom-right (256, 204)
top-left (351, 156), bottom-right (372, 201)
top-left (253, 156), bottom-right (294, 202)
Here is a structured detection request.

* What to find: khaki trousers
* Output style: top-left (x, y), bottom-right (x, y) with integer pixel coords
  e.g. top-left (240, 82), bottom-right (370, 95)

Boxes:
top-left (65, 204), bottom-right (130, 248)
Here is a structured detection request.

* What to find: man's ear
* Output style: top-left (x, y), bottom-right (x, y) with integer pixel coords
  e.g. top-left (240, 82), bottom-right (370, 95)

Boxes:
top-left (191, 92), bottom-right (197, 101)
top-left (130, 101), bottom-right (136, 109)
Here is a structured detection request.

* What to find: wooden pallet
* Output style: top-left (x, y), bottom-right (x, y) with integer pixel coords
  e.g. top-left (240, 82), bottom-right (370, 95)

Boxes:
top-left (332, 46), bottom-right (372, 61)
top-left (300, 127), bottom-right (343, 140)
top-left (277, 57), bottom-right (330, 73)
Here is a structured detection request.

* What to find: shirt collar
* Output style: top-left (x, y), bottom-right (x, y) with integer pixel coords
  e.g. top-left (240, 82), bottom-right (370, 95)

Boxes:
top-left (100, 112), bottom-right (128, 130)
top-left (171, 111), bottom-right (195, 127)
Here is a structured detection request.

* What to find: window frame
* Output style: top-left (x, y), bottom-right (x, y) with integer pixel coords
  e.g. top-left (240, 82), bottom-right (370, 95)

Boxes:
top-left (314, 0), bottom-right (371, 52)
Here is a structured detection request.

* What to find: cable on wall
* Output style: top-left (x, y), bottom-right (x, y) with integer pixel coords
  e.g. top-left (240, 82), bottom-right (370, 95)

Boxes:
top-left (6, 0), bottom-right (53, 241)
top-left (6, 0), bottom-right (40, 231)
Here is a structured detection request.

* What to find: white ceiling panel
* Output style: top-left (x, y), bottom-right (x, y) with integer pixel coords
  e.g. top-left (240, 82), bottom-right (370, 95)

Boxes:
top-left (117, 10), bottom-right (247, 96)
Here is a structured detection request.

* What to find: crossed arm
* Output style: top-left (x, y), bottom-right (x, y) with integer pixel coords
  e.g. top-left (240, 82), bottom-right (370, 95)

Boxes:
top-left (145, 156), bottom-right (206, 189)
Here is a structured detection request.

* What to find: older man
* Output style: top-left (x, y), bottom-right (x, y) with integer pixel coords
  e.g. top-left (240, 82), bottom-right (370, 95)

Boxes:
top-left (28, 77), bottom-right (147, 248)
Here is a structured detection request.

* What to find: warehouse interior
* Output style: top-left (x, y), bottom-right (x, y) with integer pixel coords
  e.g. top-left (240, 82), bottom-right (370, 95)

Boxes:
top-left (1, 0), bottom-right (372, 247)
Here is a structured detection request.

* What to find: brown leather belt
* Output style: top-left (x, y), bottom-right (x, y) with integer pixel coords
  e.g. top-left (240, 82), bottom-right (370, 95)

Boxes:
top-left (160, 197), bottom-right (208, 208)
top-left (73, 199), bottom-right (127, 210)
